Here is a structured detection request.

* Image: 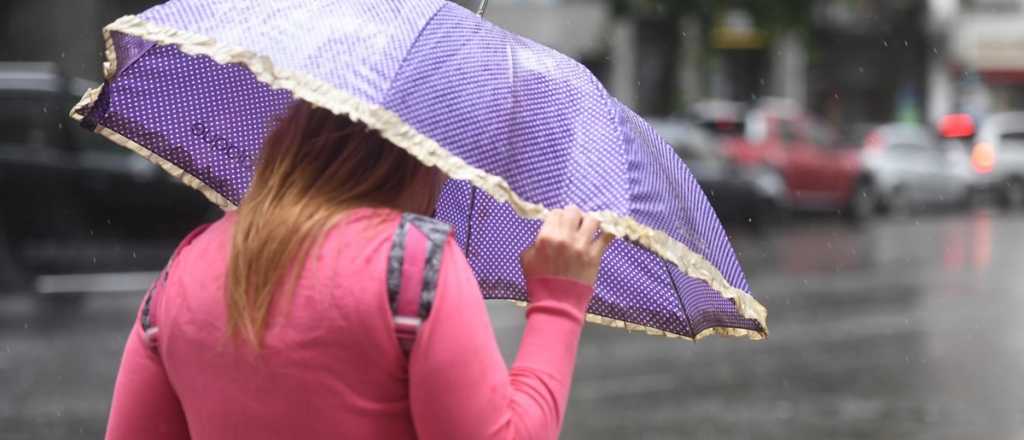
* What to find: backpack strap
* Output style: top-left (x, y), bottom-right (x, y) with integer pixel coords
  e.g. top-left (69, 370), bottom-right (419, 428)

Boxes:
top-left (139, 222), bottom-right (212, 350)
top-left (387, 213), bottom-right (451, 357)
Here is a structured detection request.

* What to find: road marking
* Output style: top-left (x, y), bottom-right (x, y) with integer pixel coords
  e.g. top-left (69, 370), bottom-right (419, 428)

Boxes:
top-left (34, 271), bottom-right (159, 295)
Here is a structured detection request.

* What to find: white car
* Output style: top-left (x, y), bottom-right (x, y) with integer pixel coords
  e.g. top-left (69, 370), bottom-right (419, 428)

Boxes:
top-left (969, 112), bottom-right (1024, 208)
top-left (860, 123), bottom-right (971, 213)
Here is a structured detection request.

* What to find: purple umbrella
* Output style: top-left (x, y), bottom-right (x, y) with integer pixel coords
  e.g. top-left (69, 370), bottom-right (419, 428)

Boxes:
top-left (70, 0), bottom-right (767, 341)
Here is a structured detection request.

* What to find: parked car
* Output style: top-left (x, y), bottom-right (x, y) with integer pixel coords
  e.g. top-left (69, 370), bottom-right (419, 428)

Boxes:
top-left (720, 99), bottom-right (872, 220)
top-left (966, 112), bottom-right (1024, 208)
top-left (649, 118), bottom-right (785, 223)
top-left (0, 62), bottom-right (216, 308)
top-left (859, 122), bottom-right (971, 213)
top-left (691, 99), bottom-right (746, 138)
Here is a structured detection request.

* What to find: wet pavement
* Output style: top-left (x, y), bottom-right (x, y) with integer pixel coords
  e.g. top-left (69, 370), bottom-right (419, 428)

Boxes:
top-left (2, 209), bottom-right (1023, 439)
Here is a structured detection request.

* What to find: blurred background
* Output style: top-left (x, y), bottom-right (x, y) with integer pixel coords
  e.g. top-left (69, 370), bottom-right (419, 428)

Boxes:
top-left (3, 0), bottom-right (1024, 438)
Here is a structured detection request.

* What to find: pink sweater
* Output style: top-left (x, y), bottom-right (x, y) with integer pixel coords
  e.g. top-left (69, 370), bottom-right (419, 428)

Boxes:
top-left (106, 208), bottom-right (592, 439)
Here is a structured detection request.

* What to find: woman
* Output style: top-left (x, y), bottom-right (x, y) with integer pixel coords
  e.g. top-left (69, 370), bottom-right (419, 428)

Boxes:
top-left (105, 101), bottom-right (612, 439)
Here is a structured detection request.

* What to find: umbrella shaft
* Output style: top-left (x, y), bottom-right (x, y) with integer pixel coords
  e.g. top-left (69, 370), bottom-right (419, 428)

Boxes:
top-left (476, 0), bottom-right (488, 16)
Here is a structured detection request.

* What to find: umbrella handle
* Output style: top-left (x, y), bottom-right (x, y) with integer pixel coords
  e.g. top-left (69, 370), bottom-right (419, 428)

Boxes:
top-left (475, 0), bottom-right (488, 16)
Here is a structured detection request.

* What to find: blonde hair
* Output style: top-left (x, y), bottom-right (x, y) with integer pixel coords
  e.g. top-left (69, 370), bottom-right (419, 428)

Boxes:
top-left (227, 102), bottom-right (436, 347)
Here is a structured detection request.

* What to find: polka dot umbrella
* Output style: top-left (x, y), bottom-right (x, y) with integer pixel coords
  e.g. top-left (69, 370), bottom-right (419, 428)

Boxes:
top-left (70, 0), bottom-right (767, 341)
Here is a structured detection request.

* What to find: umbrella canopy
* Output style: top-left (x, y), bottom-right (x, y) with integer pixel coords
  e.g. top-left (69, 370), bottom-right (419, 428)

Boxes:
top-left (71, 0), bottom-right (767, 340)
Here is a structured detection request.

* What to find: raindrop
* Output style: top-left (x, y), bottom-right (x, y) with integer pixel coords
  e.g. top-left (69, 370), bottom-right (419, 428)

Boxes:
top-left (932, 47), bottom-right (939, 54)
top-left (903, 40), bottom-right (908, 47)
top-left (23, 322), bottom-right (29, 329)
top-left (882, 40), bottom-right (888, 47)
top-left (92, 256), bottom-right (97, 264)
top-left (858, 66), bottom-right (864, 73)
top-left (42, 106), bottom-right (48, 113)
top-left (681, 31), bottom-right (687, 37)
top-left (60, 51), bottom-right (65, 59)
top-left (106, 218), bottom-right (112, 225)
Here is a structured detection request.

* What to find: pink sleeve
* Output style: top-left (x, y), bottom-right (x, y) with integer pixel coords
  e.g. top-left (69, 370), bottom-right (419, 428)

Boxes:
top-left (105, 305), bottom-right (191, 440)
top-left (107, 224), bottom-right (209, 440)
top-left (409, 239), bottom-right (591, 440)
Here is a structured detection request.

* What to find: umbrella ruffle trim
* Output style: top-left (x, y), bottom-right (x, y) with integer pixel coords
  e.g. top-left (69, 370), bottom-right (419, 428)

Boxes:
top-left (71, 14), bottom-right (767, 340)
top-left (68, 113), bottom-right (236, 210)
top-left (507, 301), bottom-right (761, 341)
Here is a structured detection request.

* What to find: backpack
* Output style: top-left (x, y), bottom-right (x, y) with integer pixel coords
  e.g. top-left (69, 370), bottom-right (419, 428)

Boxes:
top-left (385, 213), bottom-right (452, 357)
top-left (139, 213), bottom-right (451, 357)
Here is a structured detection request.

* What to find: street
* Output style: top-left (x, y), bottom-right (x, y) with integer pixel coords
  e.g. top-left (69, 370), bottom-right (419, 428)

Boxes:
top-left (2, 210), bottom-right (1023, 439)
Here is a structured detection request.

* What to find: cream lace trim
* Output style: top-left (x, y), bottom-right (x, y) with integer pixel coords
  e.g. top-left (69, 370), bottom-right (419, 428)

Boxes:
top-left (70, 14), bottom-right (767, 341)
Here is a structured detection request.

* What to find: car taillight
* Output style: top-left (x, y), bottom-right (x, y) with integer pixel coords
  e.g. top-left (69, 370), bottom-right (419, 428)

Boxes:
top-left (971, 142), bottom-right (995, 174)
top-left (863, 131), bottom-right (884, 152)
top-left (939, 113), bottom-right (976, 138)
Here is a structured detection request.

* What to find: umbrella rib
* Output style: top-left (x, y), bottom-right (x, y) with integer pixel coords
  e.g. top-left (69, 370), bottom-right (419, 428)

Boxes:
top-left (662, 259), bottom-right (696, 340)
top-left (465, 185), bottom-right (478, 259)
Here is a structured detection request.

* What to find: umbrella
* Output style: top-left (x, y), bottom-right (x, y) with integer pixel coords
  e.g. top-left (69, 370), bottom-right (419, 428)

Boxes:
top-left (70, 0), bottom-right (767, 341)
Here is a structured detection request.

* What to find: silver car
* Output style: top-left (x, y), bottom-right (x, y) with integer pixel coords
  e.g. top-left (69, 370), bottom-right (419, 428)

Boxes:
top-left (969, 112), bottom-right (1024, 208)
top-left (860, 123), bottom-right (971, 213)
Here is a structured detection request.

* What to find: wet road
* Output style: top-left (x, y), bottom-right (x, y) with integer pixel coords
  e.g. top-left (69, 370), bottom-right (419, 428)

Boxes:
top-left (2, 210), bottom-right (1023, 439)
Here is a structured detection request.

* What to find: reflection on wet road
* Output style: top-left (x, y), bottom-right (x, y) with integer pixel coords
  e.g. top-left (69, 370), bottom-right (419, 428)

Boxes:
top-left (498, 209), bottom-right (1024, 439)
top-left (2, 210), bottom-right (1023, 439)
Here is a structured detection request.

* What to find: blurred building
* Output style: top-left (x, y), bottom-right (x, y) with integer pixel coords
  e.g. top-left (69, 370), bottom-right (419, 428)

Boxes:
top-left (929, 0), bottom-right (1024, 122)
top-left (474, 0), bottom-right (932, 126)
top-left (1, 0), bottom-right (162, 81)
top-left (806, 1), bottom-right (929, 128)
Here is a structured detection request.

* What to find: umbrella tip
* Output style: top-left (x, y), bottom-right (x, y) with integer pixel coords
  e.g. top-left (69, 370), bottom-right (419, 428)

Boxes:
top-left (476, 0), bottom-right (489, 16)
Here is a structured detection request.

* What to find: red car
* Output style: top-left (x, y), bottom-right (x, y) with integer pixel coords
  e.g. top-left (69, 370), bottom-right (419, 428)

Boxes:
top-left (719, 101), bottom-right (874, 219)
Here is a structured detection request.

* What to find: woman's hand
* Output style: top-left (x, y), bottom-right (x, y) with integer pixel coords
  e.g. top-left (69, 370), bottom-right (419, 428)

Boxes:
top-left (520, 205), bottom-right (614, 286)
